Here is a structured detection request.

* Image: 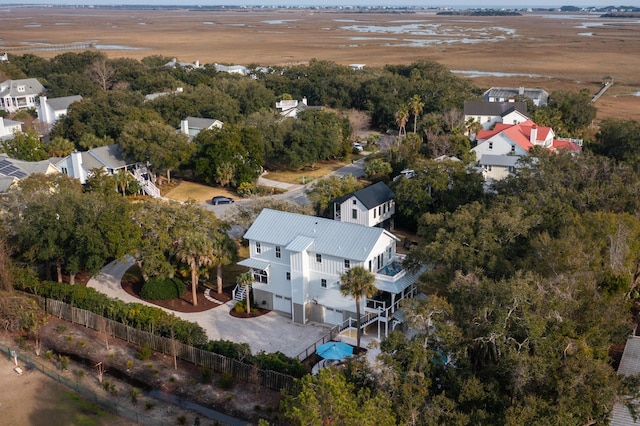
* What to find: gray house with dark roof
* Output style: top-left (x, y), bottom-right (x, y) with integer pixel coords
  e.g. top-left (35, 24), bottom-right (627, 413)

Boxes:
top-left (333, 181), bottom-right (395, 229)
top-left (0, 78), bottom-right (45, 113)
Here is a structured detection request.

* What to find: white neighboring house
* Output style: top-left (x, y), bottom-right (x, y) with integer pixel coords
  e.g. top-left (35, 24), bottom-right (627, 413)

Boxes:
top-left (165, 58), bottom-right (202, 70)
top-left (214, 63), bottom-right (249, 75)
top-left (179, 116), bottom-right (223, 140)
top-left (238, 209), bottom-right (425, 335)
top-left (483, 86), bottom-right (549, 107)
top-left (0, 78), bottom-right (45, 113)
top-left (0, 117), bottom-right (23, 140)
top-left (37, 95), bottom-right (82, 129)
top-left (610, 336), bottom-right (640, 426)
top-left (0, 153), bottom-right (59, 193)
top-left (463, 101), bottom-right (528, 131)
top-left (55, 144), bottom-right (160, 197)
top-left (333, 181), bottom-right (395, 229)
top-left (275, 97), bottom-right (320, 118)
top-left (472, 119), bottom-right (581, 182)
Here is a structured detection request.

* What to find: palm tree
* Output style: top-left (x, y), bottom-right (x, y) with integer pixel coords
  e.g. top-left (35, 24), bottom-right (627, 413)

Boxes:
top-left (340, 266), bottom-right (377, 348)
top-left (395, 104), bottom-right (409, 139)
top-left (175, 231), bottom-right (216, 306)
top-left (236, 271), bottom-right (254, 314)
top-left (408, 94), bottom-right (424, 134)
top-left (212, 231), bottom-right (237, 294)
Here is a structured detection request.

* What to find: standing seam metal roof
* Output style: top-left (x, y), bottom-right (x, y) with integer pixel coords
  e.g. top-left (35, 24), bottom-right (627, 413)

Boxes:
top-left (243, 209), bottom-right (397, 262)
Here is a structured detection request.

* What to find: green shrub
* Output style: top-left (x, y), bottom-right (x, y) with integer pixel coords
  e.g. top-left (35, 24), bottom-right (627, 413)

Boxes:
top-left (130, 387), bottom-right (141, 405)
top-left (233, 300), bottom-right (246, 314)
top-left (237, 182), bottom-right (257, 197)
top-left (217, 372), bottom-right (234, 389)
top-left (200, 367), bottom-right (213, 384)
top-left (254, 351), bottom-right (307, 378)
top-left (137, 343), bottom-right (152, 360)
top-left (200, 340), bottom-right (252, 361)
top-left (140, 276), bottom-right (186, 300)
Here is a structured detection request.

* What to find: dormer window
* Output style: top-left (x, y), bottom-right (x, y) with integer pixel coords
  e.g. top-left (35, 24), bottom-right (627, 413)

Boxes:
top-left (17, 85), bottom-right (25, 92)
top-left (256, 242), bottom-right (261, 254)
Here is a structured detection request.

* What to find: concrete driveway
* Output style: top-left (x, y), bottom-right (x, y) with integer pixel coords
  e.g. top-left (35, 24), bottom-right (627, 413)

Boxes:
top-left (87, 257), bottom-right (331, 358)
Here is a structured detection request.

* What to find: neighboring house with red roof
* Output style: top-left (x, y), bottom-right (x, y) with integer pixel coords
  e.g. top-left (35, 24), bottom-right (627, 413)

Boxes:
top-left (472, 119), bottom-right (581, 181)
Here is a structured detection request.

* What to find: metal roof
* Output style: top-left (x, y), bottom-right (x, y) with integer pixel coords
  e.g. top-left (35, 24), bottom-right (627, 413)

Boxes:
top-left (237, 258), bottom-right (271, 271)
top-left (243, 209), bottom-right (397, 262)
top-left (334, 181), bottom-right (395, 210)
top-left (611, 336), bottom-right (640, 425)
top-left (186, 116), bottom-right (223, 130)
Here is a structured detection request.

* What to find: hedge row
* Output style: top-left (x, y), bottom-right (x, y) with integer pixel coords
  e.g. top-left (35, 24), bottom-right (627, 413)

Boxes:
top-left (140, 276), bottom-right (186, 300)
top-left (13, 270), bottom-right (207, 346)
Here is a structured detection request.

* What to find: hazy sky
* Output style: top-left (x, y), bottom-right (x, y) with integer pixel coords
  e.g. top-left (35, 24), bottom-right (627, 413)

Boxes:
top-left (0, 1), bottom-right (622, 8)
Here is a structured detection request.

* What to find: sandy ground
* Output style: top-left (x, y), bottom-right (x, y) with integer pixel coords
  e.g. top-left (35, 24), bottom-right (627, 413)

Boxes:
top-left (0, 7), bottom-right (639, 120)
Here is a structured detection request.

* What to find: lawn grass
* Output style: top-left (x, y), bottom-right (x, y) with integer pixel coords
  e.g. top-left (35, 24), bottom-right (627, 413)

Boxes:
top-left (263, 160), bottom-right (349, 184)
top-left (163, 180), bottom-right (237, 203)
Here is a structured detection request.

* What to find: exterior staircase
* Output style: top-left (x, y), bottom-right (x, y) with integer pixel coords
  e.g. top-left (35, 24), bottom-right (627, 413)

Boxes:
top-left (232, 284), bottom-right (251, 302)
top-left (132, 167), bottom-right (161, 198)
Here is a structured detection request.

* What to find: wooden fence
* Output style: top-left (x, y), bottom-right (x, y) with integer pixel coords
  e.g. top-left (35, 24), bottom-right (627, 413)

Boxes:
top-left (35, 296), bottom-right (297, 393)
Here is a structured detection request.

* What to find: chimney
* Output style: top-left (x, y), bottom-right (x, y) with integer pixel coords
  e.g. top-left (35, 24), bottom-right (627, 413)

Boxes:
top-left (302, 97), bottom-right (308, 105)
top-left (195, 59), bottom-right (200, 68)
top-left (70, 151), bottom-right (84, 183)
top-left (180, 119), bottom-right (189, 135)
top-left (530, 124), bottom-right (538, 145)
top-left (519, 86), bottom-right (525, 96)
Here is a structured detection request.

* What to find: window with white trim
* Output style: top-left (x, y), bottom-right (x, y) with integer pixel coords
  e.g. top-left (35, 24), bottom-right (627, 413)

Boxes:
top-left (321, 279), bottom-right (327, 288)
top-left (344, 259), bottom-right (350, 269)
top-left (286, 272), bottom-right (291, 280)
top-left (316, 253), bottom-right (322, 263)
top-left (275, 246), bottom-right (281, 258)
top-left (253, 269), bottom-right (268, 284)
top-left (256, 242), bottom-right (261, 253)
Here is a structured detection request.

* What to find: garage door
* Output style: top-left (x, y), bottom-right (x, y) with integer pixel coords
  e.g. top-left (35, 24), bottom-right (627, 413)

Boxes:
top-left (273, 294), bottom-right (292, 314)
top-left (324, 307), bottom-right (344, 325)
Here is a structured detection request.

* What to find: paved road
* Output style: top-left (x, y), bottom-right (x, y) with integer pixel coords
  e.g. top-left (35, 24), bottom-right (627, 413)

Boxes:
top-left (87, 256), bottom-right (331, 358)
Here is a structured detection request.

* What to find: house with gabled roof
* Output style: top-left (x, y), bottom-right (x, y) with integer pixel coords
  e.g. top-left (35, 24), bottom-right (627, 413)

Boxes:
top-left (464, 101), bottom-right (528, 131)
top-left (55, 144), bottom-right (160, 197)
top-left (0, 117), bottom-right (23, 140)
top-left (333, 181), bottom-right (395, 229)
top-left (275, 97), bottom-right (321, 118)
top-left (0, 78), bottom-right (45, 113)
top-left (472, 119), bottom-right (581, 181)
top-left (179, 116), bottom-right (223, 139)
top-left (0, 153), bottom-right (59, 193)
top-left (238, 209), bottom-right (424, 335)
top-left (483, 86), bottom-right (549, 107)
top-left (37, 95), bottom-right (82, 129)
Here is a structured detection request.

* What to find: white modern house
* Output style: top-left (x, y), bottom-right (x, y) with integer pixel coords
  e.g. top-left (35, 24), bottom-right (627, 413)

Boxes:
top-left (0, 117), bottom-right (23, 140)
top-left (179, 116), bottom-right (223, 139)
top-left (463, 101), bottom-right (528, 131)
top-left (333, 181), bottom-right (395, 229)
top-left (472, 119), bottom-right (581, 182)
top-left (482, 86), bottom-right (549, 107)
top-left (0, 78), bottom-right (45, 113)
top-left (55, 144), bottom-right (160, 197)
top-left (37, 95), bottom-right (82, 129)
top-left (238, 209), bottom-right (425, 336)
